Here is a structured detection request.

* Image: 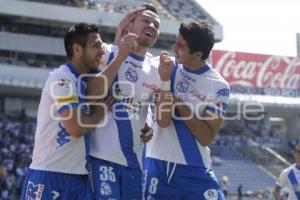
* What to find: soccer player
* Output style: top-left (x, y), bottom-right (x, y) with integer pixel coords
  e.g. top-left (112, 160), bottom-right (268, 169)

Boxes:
top-left (273, 143), bottom-right (300, 200)
top-left (144, 21), bottom-right (230, 200)
top-left (86, 4), bottom-right (161, 200)
top-left (20, 23), bottom-right (133, 200)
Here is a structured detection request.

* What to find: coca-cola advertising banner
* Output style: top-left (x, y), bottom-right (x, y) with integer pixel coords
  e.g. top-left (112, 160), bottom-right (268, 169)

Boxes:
top-left (212, 50), bottom-right (300, 97)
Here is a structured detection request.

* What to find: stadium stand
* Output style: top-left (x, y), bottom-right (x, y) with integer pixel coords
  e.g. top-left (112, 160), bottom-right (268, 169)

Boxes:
top-left (210, 136), bottom-right (276, 199)
top-left (0, 117), bottom-right (35, 199)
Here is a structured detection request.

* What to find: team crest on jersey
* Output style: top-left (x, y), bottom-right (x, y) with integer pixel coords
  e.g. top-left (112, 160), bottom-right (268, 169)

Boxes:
top-left (100, 181), bottom-right (112, 196)
top-left (58, 78), bottom-right (70, 87)
top-left (215, 101), bottom-right (228, 112)
top-left (203, 189), bottom-right (218, 200)
top-left (125, 67), bottom-right (138, 82)
top-left (176, 79), bottom-right (190, 93)
top-left (216, 88), bottom-right (229, 97)
top-left (25, 181), bottom-right (44, 200)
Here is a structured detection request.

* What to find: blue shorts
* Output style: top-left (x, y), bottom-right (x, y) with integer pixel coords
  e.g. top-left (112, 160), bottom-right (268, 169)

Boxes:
top-left (20, 169), bottom-right (92, 200)
top-left (143, 157), bottom-right (225, 200)
top-left (89, 156), bottom-right (142, 200)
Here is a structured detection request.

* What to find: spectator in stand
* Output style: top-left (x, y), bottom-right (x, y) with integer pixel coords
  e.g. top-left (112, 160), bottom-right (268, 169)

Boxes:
top-left (220, 175), bottom-right (229, 197)
top-left (273, 143), bottom-right (300, 200)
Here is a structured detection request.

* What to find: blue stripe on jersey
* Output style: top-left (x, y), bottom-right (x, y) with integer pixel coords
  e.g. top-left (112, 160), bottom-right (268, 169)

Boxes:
top-left (78, 79), bottom-right (90, 163)
top-left (288, 169), bottom-right (300, 200)
top-left (170, 63), bottom-right (178, 93)
top-left (113, 75), bottom-right (140, 169)
top-left (170, 63), bottom-right (204, 166)
top-left (66, 62), bottom-right (80, 78)
top-left (106, 51), bottom-right (139, 168)
top-left (107, 52), bottom-right (115, 65)
top-left (172, 113), bottom-right (204, 166)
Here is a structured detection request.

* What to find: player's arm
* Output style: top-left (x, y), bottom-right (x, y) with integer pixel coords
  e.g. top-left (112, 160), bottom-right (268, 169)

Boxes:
top-left (173, 96), bottom-right (223, 146)
top-left (272, 185), bottom-right (285, 200)
top-left (273, 171), bottom-right (288, 200)
top-left (155, 52), bottom-right (174, 128)
top-left (87, 34), bottom-right (138, 99)
top-left (60, 96), bottom-right (114, 138)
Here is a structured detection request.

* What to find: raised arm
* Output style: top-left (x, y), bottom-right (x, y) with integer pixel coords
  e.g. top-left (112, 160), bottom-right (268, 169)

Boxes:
top-left (155, 51), bottom-right (174, 128)
top-left (87, 33), bottom-right (138, 99)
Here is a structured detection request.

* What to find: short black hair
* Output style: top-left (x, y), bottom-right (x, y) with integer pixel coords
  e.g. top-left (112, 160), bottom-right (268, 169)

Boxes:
top-left (179, 21), bottom-right (214, 60)
top-left (141, 3), bottom-right (157, 14)
top-left (64, 23), bottom-right (99, 59)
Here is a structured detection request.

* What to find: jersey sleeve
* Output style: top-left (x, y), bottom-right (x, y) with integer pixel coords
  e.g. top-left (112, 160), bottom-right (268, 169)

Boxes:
top-left (46, 72), bottom-right (79, 113)
top-left (277, 169), bottom-right (288, 188)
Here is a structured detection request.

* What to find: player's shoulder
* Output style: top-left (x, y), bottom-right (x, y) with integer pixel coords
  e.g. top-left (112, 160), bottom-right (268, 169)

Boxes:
top-left (207, 64), bottom-right (230, 88)
top-left (47, 64), bottom-right (75, 83)
top-left (281, 164), bottom-right (296, 176)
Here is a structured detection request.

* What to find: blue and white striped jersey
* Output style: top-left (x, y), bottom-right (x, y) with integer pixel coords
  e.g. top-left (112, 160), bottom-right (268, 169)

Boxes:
top-left (89, 44), bottom-right (160, 169)
top-left (146, 62), bottom-right (230, 168)
top-left (277, 164), bottom-right (300, 200)
top-left (30, 63), bottom-right (88, 174)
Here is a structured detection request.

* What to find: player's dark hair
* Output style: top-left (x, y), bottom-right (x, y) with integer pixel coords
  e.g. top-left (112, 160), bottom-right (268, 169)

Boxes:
top-left (141, 3), bottom-right (157, 14)
top-left (179, 21), bottom-right (214, 60)
top-left (64, 23), bottom-right (99, 59)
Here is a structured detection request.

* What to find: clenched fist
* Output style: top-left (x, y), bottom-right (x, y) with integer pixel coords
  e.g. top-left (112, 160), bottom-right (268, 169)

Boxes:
top-left (159, 51), bottom-right (174, 81)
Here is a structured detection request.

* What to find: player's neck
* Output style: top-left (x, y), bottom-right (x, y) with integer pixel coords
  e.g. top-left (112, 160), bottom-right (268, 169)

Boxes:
top-left (131, 46), bottom-right (147, 57)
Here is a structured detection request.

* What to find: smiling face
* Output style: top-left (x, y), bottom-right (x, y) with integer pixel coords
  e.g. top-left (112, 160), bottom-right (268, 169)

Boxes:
top-left (80, 32), bottom-right (104, 70)
top-left (171, 34), bottom-right (199, 66)
top-left (127, 10), bottom-right (160, 48)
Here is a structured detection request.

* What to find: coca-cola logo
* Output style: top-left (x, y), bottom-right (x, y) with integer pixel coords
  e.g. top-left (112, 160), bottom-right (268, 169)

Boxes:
top-left (213, 51), bottom-right (300, 89)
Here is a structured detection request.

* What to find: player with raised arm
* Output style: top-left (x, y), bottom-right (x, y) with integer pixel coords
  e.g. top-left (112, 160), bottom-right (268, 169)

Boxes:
top-left (20, 23), bottom-right (133, 200)
top-left (144, 21), bottom-right (230, 200)
top-left (86, 4), bottom-right (161, 200)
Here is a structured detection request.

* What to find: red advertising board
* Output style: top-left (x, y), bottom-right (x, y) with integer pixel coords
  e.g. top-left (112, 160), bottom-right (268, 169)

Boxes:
top-left (212, 50), bottom-right (300, 90)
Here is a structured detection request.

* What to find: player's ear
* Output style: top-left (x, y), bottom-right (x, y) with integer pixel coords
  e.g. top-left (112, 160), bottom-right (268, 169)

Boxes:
top-left (193, 51), bottom-right (203, 59)
top-left (73, 43), bottom-right (82, 56)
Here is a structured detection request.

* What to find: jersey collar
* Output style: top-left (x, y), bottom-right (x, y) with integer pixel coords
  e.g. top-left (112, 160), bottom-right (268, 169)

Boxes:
top-left (129, 52), bottom-right (145, 61)
top-left (66, 62), bottom-right (80, 78)
top-left (183, 64), bottom-right (210, 75)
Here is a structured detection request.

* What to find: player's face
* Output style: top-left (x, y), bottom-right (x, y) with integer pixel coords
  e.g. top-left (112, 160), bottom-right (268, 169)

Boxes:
top-left (171, 34), bottom-right (193, 66)
top-left (128, 10), bottom-right (160, 48)
top-left (81, 32), bottom-right (104, 70)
